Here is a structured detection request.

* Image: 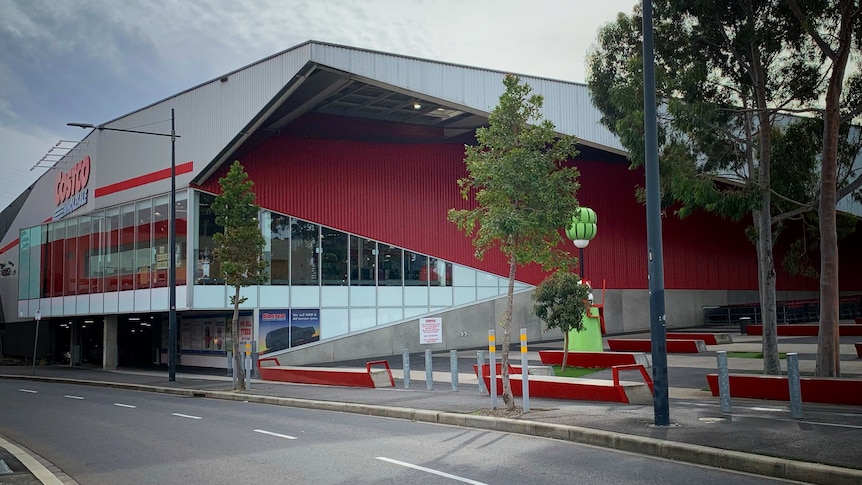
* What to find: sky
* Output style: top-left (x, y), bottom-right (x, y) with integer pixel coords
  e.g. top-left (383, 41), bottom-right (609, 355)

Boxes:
top-left (0, 0), bottom-right (639, 210)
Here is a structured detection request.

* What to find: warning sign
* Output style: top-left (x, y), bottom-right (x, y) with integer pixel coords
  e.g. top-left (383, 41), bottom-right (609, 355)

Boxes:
top-left (419, 317), bottom-right (443, 345)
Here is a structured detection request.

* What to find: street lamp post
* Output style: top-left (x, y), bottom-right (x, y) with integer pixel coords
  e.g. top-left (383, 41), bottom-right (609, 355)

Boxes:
top-left (566, 207), bottom-right (597, 281)
top-left (68, 109), bottom-right (180, 382)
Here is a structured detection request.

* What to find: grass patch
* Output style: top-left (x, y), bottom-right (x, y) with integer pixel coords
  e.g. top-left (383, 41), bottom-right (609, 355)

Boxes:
top-left (551, 366), bottom-right (601, 378)
top-left (726, 351), bottom-right (787, 359)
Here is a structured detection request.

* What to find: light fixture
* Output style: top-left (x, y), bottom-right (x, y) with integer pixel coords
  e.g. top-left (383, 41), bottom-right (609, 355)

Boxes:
top-left (413, 101), bottom-right (422, 110)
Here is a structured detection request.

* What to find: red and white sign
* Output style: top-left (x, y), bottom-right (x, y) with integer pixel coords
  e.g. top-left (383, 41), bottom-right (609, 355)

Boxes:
top-left (54, 156), bottom-right (91, 219)
top-left (239, 315), bottom-right (254, 343)
top-left (419, 317), bottom-right (443, 345)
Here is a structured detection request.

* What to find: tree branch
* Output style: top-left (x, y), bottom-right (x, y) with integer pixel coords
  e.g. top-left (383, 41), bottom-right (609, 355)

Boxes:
top-left (785, 0), bottom-right (837, 60)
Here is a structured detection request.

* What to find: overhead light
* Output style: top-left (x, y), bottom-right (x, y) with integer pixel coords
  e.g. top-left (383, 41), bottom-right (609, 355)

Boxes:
top-left (129, 317), bottom-right (140, 321)
top-left (413, 102), bottom-right (422, 110)
top-left (84, 320), bottom-right (94, 323)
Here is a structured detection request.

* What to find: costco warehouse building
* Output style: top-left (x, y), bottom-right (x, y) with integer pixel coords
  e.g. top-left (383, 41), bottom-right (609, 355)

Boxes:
top-left (1, 41), bottom-right (860, 369)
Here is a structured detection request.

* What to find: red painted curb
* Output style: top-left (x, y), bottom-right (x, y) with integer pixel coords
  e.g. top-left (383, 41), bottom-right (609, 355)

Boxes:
top-left (745, 324), bottom-right (862, 337)
top-left (705, 374), bottom-right (862, 405)
top-left (537, 350), bottom-right (641, 368)
top-left (607, 338), bottom-right (705, 353)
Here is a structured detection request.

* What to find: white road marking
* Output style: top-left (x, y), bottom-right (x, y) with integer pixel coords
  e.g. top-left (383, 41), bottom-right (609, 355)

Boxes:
top-left (253, 429), bottom-right (298, 440)
top-left (18, 389), bottom-right (37, 393)
top-left (376, 457), bottom-right (489, 485)
top-left (171, 413), bottom-right (202, 420)
top-left (114, 403), bottom-right (137, 408)
top-left (64, 395), bottom-right (84, 400)
top-left (0, 436), bottom-right (63, 485)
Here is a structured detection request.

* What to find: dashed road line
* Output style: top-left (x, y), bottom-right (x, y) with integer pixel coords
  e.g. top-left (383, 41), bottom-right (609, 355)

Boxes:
top-left (172, 413), bottom-right (202, 420)
top-left (64, 395), bottom-right (85, 400)
top-left (253, 429), bottom-right (298, 440)
top-left (376, 457), bottom-right (488, 485)
top-left (18, 389), bottom-right (37, 393)
top-left (114, 403), bottom-right (137, 408)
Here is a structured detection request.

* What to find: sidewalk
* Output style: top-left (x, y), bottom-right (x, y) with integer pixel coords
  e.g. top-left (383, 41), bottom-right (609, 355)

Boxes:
top-left (2, 331), bottom-right (862, 485)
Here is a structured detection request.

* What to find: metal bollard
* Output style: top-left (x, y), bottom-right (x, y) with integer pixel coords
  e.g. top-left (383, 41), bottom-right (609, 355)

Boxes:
top-left (717, 351), bottom-right (731, 413)
top-left (489, 330), bottom-right (497, 409)
top-left (402, 349), bottom-right (411, 389)
top-left (477, 351), bottom-right (487, 394)
top-left (425, 349), bottom-right (433, 390)
top-left (450, 350), bottom-right (459, 391)
top-left (787, 353), bottom-right (803, 419)
top-left (520, 328), bottom-right (529, 413)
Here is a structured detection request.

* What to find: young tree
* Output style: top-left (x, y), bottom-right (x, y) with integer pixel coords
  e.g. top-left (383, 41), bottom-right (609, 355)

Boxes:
top-left (587, 1), bottom-right (824, 375)
top-left (213, 161), bottom-right (268, 390)
top-left (786, 0), bottom-right (862, 377)
top-left (532, 271), bottom-right (591, 372)
top-left (449, 74), bottom-right (580, 410)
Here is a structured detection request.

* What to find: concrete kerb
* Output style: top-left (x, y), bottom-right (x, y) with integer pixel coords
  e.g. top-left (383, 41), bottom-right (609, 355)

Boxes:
top-left (4, 374), bottom-right (862, 485)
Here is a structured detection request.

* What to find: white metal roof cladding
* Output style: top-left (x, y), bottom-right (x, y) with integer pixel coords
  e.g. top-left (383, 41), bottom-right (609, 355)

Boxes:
top-left (35, 41), bottom-right (623, 212)
top-left (306, 43), bottom-right (625, 153)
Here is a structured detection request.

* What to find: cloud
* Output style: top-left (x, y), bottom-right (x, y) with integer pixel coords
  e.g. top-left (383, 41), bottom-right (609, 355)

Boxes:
top-left (0, 0), bottom-right (639, 211)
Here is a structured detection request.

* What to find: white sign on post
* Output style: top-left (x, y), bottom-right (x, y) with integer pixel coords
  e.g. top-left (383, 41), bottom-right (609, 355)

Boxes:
top-left (419, 317), bottom-right (443, 344)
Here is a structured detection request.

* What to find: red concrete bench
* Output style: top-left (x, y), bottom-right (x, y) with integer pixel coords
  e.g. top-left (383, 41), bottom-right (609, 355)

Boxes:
top-left (538, 350), bottom-right (650, 368)
top-left (476, 364), bottom-right (652, 405)
top-left (706, 373), bottom-right (862, 405)
top-left (855, 317), bottom-right (862, 324)
top-left (258, 357), bottom-right (394, 388)
top-left (745, 324), bottom-right (862, 337)
top-left (666, 333), bottom-right (732, 345)
top-left (607, 338), bottom-right (707, 353)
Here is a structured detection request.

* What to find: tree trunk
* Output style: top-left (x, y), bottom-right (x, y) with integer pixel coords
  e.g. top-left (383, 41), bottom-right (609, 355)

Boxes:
top-left (815, 2), bottom-right (852, 377)
top-left (500, 254), bottom-right (516, 411)
top-left (231, 285), bottom-right (245, 390)
top-left (561, 332), bottom-right (569, 373)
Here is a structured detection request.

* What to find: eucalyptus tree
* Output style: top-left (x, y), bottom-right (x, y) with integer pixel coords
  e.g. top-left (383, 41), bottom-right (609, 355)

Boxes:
top-left (786, 0), bottom-right (862, 377)
top-left (587, 1), bottom-right (823, 374)
top-left (449, 75), bottom-right (580, 410)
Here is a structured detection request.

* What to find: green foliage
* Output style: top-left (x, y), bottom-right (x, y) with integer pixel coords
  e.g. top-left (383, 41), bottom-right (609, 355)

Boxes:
top-left (533, 271), bottom-right (592, 334)
top-left (448, 74), bottom-right (581, 271)
top-left (586, 1), bottom-right (824, 222)
top-left (213, 161), bottom-right (268, 293)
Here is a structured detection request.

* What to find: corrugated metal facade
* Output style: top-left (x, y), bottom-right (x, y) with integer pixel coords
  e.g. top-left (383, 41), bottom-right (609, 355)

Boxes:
top-left (199, 121), bottom-right (851, 291)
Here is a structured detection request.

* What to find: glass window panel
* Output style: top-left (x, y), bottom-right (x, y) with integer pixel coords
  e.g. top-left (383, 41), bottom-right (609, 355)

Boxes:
top-left (29, 226), bottom-right (42, 299)
top-left (320, 226), bottom-right (347, 286)
top-left (105, 208), bottom-right (120, 291)
top-left (64, 218), bottom-right (77, 296)
top-left (175, 192), bottom-right (188, 286)
top-left (135, 200), bottom-right (153, 289)
top-left (120, 204), bottom-right (135, 290)
top-left (17, 228), bottom-right (30, 300)
top-left (89, 211), bottom-right (105, 293)
top-left (428, 257), bottom-right (452, 287)
top-left (349, 236), bottom-right (376, 286)
top-left (41, 225), bottom-right (52, 298)
top-left (196, 192), bottom-right (222, 284)
top-left (404, 250), bottom-right (428, 286)
top-left (152, 196), bottom-right (169, 288)
top-left (290, 219), bottom-right (318, 285)
top-left (378, 244), bottom-right (402, 286)
top-left (269, 213), bottom-right (291, 285)
top-left (77, 216), bottom-right (92, 294)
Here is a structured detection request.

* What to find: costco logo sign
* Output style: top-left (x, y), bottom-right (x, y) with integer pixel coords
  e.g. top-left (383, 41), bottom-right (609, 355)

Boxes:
top-left (54, 156), bottom-right (91, 220)
top-left (261, 312), bottom-right (288, 322)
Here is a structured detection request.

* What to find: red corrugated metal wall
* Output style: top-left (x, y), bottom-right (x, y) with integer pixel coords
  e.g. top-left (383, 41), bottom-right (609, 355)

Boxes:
top-left (199, 131), bottom-right (857, 292)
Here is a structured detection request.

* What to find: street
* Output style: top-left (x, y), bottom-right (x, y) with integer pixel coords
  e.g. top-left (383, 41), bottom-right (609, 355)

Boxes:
top-left (0, 380), bottom-right (797, 485)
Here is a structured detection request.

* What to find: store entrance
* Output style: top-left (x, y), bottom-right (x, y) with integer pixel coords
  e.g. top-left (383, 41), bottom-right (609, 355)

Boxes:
top-left (118, 316), bottom-right (159, 367)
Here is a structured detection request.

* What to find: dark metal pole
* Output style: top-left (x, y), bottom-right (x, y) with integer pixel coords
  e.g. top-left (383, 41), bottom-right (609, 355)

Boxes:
top-left (579, 247), bottom-right (585, 280)
top-left (643, 0), bottom-right (670, 426)
top-left (168, 108), bottom-right (177, 382)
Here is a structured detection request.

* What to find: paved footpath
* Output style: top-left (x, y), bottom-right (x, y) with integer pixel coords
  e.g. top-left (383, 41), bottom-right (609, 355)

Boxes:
top-left (2, 330), bottom-right (862, 485)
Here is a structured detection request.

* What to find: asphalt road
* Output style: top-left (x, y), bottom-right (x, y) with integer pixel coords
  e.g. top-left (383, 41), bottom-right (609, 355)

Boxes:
top-left (0, 380), bottom-right (804, 485)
